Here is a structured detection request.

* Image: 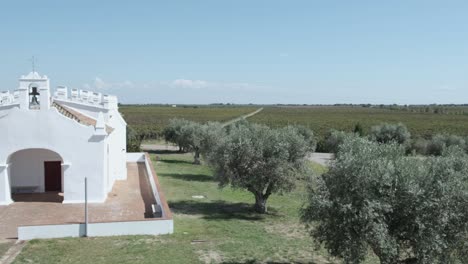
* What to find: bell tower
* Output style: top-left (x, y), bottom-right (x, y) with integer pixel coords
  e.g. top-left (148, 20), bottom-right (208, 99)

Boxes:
top-left (18, 71), bottom-right (50, 110)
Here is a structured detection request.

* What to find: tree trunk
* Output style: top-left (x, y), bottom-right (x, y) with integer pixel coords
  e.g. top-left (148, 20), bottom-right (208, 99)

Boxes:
top-left (254, 193), bottom-right (268, 213)
top-left (193, 150), bottom-right (201, 165)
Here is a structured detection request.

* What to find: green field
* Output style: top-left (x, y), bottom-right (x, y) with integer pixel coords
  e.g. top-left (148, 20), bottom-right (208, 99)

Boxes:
top-left (121, 105), bottom-right (468, 141)
top-left (248, 106), bottom-right (468, 139)
top-left (12, 152), bottom-right (381, 264)
top-left (120, 105), bottom-right (258, 139)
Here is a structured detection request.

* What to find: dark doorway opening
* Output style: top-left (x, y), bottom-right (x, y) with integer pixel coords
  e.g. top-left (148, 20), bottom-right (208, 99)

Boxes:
top-left (44, 161), bottom-right (62, 192)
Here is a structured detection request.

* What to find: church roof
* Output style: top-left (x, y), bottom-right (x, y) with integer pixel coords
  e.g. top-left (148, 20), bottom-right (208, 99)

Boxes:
top-left (52, 102), bottom-right (114, 134)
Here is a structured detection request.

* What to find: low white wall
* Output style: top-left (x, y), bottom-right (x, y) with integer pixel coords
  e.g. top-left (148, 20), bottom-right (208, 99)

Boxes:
top-left (144, 155), bottom-right (164, 217)
top-left (18, 223), bottom-right (83, 240)
top-left (126, 153), bottom-right (145, 163)
top-left (18, 220), bottom-right (174, 240)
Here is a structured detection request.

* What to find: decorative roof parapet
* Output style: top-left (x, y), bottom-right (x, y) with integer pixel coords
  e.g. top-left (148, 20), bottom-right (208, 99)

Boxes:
top-left (0, 90), bottom-right (22, 107)
top-left (53, 87), bottom-right (118, 110)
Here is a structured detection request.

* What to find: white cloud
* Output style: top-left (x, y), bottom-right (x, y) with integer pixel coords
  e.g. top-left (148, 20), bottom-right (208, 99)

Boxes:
top-left (83, 77), bottom-right (134, 91)
top-left (168, 79), bottom-right (268, 91)
top-left (171, 79), bottom-right (209, 89)
top-left (435, 85), bottom-right (457, 92)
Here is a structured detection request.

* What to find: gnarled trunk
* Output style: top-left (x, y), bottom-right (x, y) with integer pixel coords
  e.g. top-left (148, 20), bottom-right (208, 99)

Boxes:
top-left (254, 193), bottom-right (268, 213)
top-left (193, 150), bottom-right (201, 165)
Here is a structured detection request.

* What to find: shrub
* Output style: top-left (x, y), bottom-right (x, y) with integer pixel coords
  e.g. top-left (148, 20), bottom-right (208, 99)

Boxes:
top-left (369, 123), bottom-right (411, 145)
top-left (427, 134), bottom-right (466, 156)
top-left (320, 130), bottom-right (355, 154)
top-left (410, 137), bottom-right (429, 155)
top-left (353, 122), bottom-right (365, 136)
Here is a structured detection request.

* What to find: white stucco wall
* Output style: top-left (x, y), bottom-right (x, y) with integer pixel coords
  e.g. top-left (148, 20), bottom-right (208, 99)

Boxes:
top-left (0, 73), bottom-right (127, 205)
top-left (0, 107), bottom-right (107, 204)
top-left (9, 149), bottom-right (62, 192)
top-left (106, 111), bottom-right (127, 182)
top-left (54, 99), bottom-right (128, 191)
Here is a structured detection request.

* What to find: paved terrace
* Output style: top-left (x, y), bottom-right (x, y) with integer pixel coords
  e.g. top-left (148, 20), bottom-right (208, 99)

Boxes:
top-left (0, 163), bottom-right (156, 240)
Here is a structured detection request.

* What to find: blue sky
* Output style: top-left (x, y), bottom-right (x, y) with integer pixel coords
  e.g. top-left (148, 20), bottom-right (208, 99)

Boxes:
top-left (1, 1), bottom-right (467, 104)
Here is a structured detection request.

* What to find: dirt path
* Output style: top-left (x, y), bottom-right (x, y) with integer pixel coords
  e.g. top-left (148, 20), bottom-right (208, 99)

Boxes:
top-left (222, 107), bottom-right (264, 126)
top-left (141, 144), bottom-right (179, 152)
top-left (0, 241), bottom-right (25, 264)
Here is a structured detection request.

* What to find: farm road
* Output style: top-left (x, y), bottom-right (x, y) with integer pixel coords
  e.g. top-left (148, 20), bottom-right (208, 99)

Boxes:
top-left (140, 143), bottom-right (334, 167)
top-left (222, 107), bottom-right (264, 126)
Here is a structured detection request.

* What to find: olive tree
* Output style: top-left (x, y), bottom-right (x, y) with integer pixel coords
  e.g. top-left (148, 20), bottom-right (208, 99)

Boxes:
top-left (369, 123), bottom-right (411, 145)
top-left (163, 119), bottom-right (225, 164)
top-left (320, 129), bottom-right (356, 154)
top-left (126, 126), bottom-right (142, 152)
top-left (185, 121), bottom-right (225, 165)
top-left (207, 122), bottom-right (311, 213)
top-left (163, 118), bottom-right (193, 152)
top-left (292, 125), bottom-right (317, 152)
top-left (426, 134), bottom-right (466, 156)
top-left (302, 137), bottom-right (468, 264)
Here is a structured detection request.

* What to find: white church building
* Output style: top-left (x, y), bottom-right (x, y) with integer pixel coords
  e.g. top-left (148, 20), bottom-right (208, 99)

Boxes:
top-left (0, 71), bottom-right (127, 205)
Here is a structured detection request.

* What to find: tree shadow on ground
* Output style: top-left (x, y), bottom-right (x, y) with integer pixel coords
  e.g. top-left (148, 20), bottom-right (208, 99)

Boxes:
top-left (169, 200), bottom-right (267, 221)
top-left (161, 173), bottom-right (214, 182)
top-left (221, 260), bottom-right (319, 264)
top-left (159, 159), bottom-right (194, 165)
top-left (146, 150), bottom-right (181, 155)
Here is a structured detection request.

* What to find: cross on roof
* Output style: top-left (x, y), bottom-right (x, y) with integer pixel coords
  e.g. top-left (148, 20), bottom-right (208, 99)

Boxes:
top-left (29, 56), bottom-right (37, 72)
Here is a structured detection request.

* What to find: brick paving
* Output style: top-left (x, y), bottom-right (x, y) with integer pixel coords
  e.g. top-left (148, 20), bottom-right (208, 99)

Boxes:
top-left (0, 163), bottom-right (156, 240)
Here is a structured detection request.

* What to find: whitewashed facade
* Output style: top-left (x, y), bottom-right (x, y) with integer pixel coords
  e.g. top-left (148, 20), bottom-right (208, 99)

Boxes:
top-left (0, 72), bottom-right (127, 205)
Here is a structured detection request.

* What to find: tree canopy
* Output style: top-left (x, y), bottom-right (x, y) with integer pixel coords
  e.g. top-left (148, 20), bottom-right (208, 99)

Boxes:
top-left (207, 122), bottom-right (313, 213)
top-left (369, 122), bottom-right (411, 145)
top-left (163, 118), bottom-right (224, 164)
top-left (126, 126), bottom-right (142, 152)
top-left (302, 137), bottom-right (468, 264)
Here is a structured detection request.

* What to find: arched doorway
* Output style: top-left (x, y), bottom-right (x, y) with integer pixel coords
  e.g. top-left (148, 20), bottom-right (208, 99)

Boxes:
top-left (7, 148), bottom-right (63, 202)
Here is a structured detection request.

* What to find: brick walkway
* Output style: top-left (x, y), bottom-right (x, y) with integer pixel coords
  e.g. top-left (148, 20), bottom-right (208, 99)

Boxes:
top-left (0, 163), bottom-right (156, 240)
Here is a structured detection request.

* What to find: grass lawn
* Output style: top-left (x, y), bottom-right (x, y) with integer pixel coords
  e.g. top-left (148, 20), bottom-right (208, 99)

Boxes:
top-left (13, 152), bottom-right (377, 264)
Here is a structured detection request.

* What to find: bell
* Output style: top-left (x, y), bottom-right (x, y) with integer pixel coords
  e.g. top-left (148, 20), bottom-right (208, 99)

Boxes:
top-left (29, 87), bottom-right (40, 105)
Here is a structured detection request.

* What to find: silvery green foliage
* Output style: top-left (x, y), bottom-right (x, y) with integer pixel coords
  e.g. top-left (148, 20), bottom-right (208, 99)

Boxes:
top-left (199, 122), bottom-right (226, 154)
top-left (302, 137), bottom-right (468, 264)
top-left (426, 134), bottom-right (466, 156)
top-left (369, 123), bottom-right (411, 145)
top-left (164, 119), bottom-right (225, 164)
top-left (322, 129), bottom-right (357, 154)
top-left (207, 122), bottom-right (311, 213)
top-left (410, 137), bottom-right (429, 155)
top-left (292, 125), bottom-right (317, 152)
top-left (163, 118), bottom-right (194, 152)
